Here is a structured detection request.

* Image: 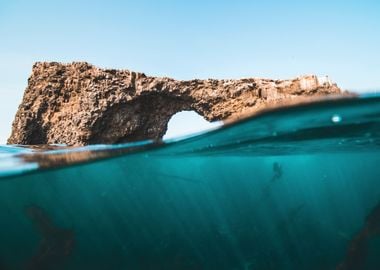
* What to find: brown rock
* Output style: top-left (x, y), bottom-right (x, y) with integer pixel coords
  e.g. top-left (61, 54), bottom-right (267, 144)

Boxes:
top-left (8, 62), bottom-right (343, 146)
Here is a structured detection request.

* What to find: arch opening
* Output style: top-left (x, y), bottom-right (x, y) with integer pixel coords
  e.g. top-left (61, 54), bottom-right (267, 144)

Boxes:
top-left (163, 110), bottom-right (222, 140)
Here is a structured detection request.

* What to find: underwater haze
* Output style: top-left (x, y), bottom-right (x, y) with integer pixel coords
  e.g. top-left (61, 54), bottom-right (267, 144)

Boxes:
top-left (0, 96), bottom-right (380, 269)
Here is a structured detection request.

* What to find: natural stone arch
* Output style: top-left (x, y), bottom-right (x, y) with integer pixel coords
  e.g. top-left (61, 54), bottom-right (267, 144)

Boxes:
top-left (7, 62), bottom-right (343, 146)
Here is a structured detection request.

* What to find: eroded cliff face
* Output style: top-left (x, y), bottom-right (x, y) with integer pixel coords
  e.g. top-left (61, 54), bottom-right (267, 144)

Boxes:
top-left (8, 62), bottom-right (343, 146)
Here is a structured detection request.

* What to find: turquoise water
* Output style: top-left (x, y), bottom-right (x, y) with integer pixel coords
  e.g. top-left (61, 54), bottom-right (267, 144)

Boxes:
top-left (0, 96), bottom-right (380, 269)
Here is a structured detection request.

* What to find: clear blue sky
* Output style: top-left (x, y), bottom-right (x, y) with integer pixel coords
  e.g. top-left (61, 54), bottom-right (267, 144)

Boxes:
top-left (0, 0), bottom-right (379, 143)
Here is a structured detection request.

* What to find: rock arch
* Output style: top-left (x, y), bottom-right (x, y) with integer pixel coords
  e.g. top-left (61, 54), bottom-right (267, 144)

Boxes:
top-left (8, 62), bottom-right (343, 146)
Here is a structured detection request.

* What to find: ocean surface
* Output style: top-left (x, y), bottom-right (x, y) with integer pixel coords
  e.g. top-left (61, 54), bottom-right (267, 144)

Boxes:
top-left (0, 95), bottom-right (380, 269)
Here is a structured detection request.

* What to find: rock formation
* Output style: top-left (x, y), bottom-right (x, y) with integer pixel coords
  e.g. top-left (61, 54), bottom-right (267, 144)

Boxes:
top-left (8, 62), bottom-right (343, 146)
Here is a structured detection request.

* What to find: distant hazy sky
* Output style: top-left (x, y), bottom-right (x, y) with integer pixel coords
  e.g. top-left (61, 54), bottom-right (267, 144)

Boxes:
top-left (0, 0), bottom-right (379, 143)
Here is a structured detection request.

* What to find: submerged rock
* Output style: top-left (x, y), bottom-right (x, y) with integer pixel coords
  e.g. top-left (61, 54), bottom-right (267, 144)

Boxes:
top-left (24, 204), bottom-right (75, 270)
top-left (8, 62), bottom-right (343, 146)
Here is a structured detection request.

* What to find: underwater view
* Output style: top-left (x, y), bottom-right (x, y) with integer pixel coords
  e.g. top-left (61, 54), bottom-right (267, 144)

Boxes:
top-left (0, 95), bottom-right (380, 269)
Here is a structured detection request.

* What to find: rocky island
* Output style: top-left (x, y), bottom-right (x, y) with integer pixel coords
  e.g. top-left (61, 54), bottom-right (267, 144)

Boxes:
top-left (8, 62), bottom-right (343, 146)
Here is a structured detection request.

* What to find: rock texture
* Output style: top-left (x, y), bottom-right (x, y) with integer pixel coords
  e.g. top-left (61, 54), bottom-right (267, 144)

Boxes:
top-left (8, 62), bottom-right (343, 146)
